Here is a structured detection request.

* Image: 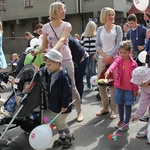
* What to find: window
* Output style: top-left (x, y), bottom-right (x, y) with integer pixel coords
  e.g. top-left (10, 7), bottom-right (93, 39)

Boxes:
top-left (24, 0), bottom-right (33, 8)
top-left (0, 0), bottom-right (6, 11)
top-left (10, 24), bottom-right (15, 39)
top-left (54, 0), bottom-right (64, 3)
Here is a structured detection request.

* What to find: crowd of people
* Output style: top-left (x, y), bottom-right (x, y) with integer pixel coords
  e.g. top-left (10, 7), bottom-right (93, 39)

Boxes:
top-left (1, 1), bottom-right (150, 149)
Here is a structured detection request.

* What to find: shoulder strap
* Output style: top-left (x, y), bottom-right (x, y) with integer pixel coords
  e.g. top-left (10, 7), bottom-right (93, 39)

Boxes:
top-left (115, 25), bottom-right (118, 32)
top-left (49, 23), bottom-right (67, 46)
top-left (115, 25), bottom-right (118, 44)
top-left (49, 23), bottom-right (59, 40)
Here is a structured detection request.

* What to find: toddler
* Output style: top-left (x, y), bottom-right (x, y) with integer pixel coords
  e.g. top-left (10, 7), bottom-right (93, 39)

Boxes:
top-left (44, 49), bottom-right (74, 149)
top-left (130, 66), bottom-right (150, 144)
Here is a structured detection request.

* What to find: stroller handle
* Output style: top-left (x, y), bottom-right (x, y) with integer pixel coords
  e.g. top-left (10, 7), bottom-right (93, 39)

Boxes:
top-left (31, 56), bottom-right (37, 64)
top-left (24, 50), bottom-right (37, 64)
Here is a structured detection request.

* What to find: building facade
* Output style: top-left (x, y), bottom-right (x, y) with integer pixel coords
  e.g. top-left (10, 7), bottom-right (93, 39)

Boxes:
top-left (0, 0), bottom-right (133, 60)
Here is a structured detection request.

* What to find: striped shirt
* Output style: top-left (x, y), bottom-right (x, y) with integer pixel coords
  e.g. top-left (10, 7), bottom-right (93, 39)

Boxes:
top-left (80, 36), bottom-right (96, 54)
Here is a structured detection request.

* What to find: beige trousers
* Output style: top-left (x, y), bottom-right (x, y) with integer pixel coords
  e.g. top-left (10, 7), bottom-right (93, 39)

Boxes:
top-left (97, 58), bottom-right (117, 111)
top-left (62, 59), bottom-right (82, 114)
top-left (51, 111), bottom-right (69, 130)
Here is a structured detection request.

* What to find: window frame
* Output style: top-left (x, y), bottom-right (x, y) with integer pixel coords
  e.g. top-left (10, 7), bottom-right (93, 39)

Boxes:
top-left (0, 0), bottom-right (6, 12)
top-left (24, 0), bottom-right (33, 8)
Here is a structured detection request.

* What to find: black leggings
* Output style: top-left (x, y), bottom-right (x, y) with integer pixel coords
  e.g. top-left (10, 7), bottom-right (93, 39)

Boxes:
top-left (118, 104), bottom-right (132, 124)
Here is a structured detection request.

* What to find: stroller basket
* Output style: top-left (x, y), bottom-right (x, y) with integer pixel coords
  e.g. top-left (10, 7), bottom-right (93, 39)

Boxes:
top-left (98, 65), bottom-right (114, 86)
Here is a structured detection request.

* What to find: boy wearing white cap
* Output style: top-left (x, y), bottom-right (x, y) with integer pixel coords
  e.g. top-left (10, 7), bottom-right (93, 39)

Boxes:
top-left (44, 49), bottom-right (74, 149)
top-left (130, 66), bottom-right (150, 144)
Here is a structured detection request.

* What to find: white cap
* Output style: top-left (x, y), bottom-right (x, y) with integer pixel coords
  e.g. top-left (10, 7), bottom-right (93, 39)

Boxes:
top-left (130, 66), bottom-right (150, 85)
top-left (44, 49), bottom-right (62, 63)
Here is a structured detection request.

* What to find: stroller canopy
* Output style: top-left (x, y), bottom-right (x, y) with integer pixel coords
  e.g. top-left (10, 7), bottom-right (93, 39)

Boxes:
top-left (16, 63), bottom-right (38, 92)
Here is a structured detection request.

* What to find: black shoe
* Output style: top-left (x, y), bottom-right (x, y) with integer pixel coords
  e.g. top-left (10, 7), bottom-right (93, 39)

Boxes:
top-left (52, 137), bottom-right (65, 148)
top-left (62, 134), bottom-right (75, 149)
top-left (139, 116), bottom-right (149, 122)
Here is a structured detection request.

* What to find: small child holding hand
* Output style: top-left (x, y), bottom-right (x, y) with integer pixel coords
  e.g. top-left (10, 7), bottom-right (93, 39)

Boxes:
top-left (105, 40), bottom-right (138, 131)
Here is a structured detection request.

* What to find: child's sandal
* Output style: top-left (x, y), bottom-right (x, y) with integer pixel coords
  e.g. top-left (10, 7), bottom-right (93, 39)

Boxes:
top-left (52, 137), bottom-right (65, 148)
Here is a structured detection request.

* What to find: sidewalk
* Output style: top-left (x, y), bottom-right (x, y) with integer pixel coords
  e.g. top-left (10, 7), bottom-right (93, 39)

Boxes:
top-left (0, 89), bottom-right (150, 150)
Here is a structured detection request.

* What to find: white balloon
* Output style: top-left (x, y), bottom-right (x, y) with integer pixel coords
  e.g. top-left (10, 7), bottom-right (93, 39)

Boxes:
top-left (147, 123), bottom-right (150, 142)
top-left (30, 38), bottom-right (39, 48)
top-left (90, 75), bottom-right (98, 86)
top-left (29, 124), bottom-right (52, 150)
top-left (138, 51), bottom-right (147, 63)
top-left (38, 34), bottom-right (43, 46)
top-left (133, 0), bottom-right (149, 11)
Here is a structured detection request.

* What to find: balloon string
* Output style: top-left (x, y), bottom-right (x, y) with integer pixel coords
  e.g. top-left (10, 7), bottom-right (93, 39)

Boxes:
top-left (49, 99), bottom-right (76, 124)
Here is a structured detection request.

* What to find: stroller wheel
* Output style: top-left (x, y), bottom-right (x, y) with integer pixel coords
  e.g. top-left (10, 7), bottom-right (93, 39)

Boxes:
top-left (2, 147), bottom-right (12, 150)
top-left (0, 144), bottom-right (7, 150)
top-left (0, 85), bottom-right (6, 92)
top-left (20, 121), bottom-right (40, 134)
top-left (96, 93), bottom-right (101, 101)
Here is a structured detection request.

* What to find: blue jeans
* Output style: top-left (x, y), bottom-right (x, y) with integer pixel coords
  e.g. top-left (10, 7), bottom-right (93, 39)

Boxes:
top-left (74, 57), bottom-right (88, 99)
top-left (85, 53), bottom-right (97, 88)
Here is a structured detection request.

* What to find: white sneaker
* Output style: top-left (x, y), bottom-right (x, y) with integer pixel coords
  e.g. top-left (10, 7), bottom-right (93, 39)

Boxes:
top-left (136, 130), bottom-right (147, 138)
top-left (84, 87), bottom-right (93, 92)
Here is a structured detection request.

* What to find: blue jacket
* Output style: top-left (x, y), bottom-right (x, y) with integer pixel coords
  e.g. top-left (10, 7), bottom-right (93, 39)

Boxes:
top-left (126, 24), bottom-right (147, 52)
top-left (68, 36), bottom-right (85, 65)
top-left (146, 38), bottom-right (150, 53)
top-left (47, 68), bottom-right (72, 113)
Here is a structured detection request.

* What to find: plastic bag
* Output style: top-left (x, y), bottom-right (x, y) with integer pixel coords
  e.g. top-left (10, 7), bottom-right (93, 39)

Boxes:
top-left (24, 47), bottom-right (43, 68)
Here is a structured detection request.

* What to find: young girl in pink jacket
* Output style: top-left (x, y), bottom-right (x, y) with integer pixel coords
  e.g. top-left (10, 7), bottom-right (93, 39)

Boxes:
top-left (130, 66), bottom-right (150, 144)
top-left (105, 40), bottom-right (138, 131)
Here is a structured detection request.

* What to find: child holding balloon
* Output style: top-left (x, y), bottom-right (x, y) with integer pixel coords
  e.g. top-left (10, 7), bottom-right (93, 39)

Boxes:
top-left (44, 49), bottom-right (74, 149)
top-left (105, 40), bottom-right (138, 131)
top-left (130, 66), bottom-right (150, 144)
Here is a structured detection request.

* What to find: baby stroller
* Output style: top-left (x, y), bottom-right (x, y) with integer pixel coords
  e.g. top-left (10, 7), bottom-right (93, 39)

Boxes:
top-left (15, 46), bottom-right (44, 75)
top-left (96, 65), bottom-right (114, 101)
top-left (0, 63), bottom-right (48, 141)
top-left (0, 62), bottom-right (19, 93)
top-left (0, 72), bottom-right (9, 92)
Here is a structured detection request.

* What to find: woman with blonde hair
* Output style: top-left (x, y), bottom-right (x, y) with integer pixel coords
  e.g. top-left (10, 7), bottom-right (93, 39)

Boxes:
top-left (80, 21), bottom-right (97, 91)
top-left (31, 2), bottom-right (83, 123)
top-left (0, 21), bottom-right (7, 69)
top-left (95, 7), bottom-right (123, 119)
